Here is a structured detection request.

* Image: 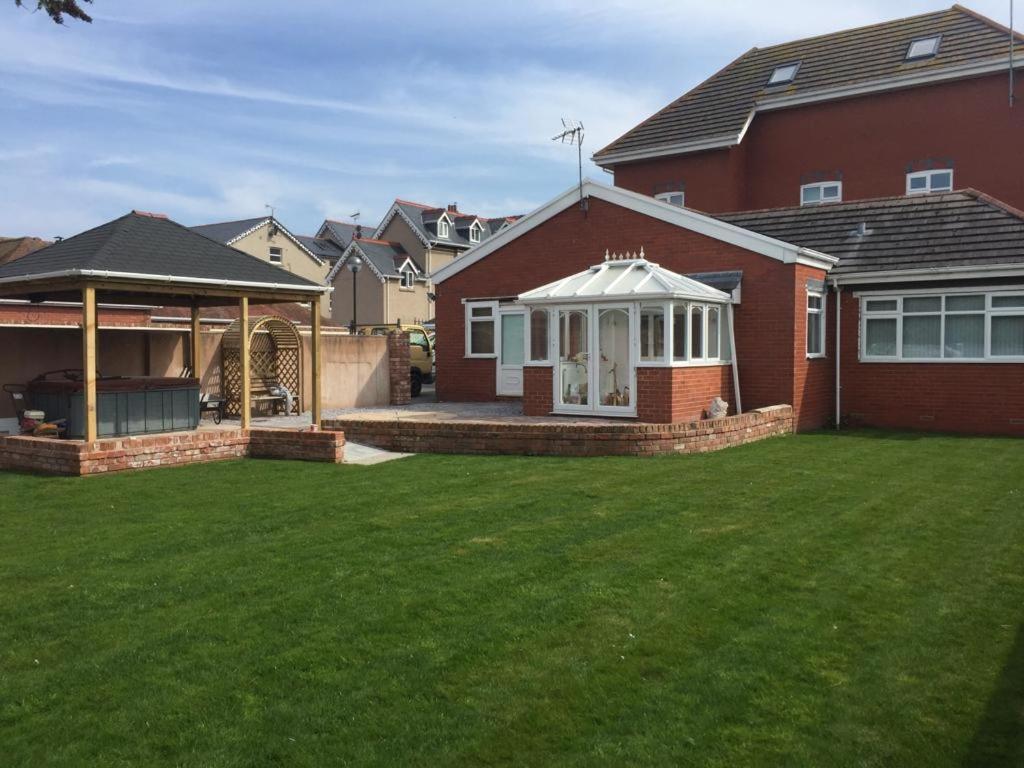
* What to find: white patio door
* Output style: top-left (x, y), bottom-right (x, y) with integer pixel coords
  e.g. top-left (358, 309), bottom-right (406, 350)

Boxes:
top-left (555, 304), bottom-right (636, 416)
top-left (497, 309), bottom-right (526, 396)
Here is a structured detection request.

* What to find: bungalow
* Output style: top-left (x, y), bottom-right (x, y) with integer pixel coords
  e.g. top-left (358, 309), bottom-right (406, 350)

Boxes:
top-left (431, 181), bottom-right (1024, 435)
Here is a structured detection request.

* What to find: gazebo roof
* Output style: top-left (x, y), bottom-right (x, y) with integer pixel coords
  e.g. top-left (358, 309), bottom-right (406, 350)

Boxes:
top-left (0, 211), bottom-right (328, 305)
top-left (519, 252), bottom-right (732, 305)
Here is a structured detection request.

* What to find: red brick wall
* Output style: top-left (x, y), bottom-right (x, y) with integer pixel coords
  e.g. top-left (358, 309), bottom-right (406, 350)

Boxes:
top-left (613, 74), bottom-right (1024, 213)
top-left (636, 365), bottom-right (734, 423)
top-left (792, 264), bottom-right (834, 430)
top-left (325, 405), bottom-right (794, 457)
top-left (436, 198), bottom-right (807, 420)
top-left (388, 330), bottom-right (411, 405)
top-left (0, 428), bottom-right (345, 476)
top-left (523, 366), bottom-right (553, 416)
top-left (837, 289), bottom-right (1024, 435)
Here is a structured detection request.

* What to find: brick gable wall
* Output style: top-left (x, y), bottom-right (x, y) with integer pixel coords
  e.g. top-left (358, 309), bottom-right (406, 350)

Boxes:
top-left (436, 197), bottom-right (828, 427)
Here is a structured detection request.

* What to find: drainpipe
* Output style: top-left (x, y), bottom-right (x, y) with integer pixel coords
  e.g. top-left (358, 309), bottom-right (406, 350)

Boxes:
top-left (833, 280), bottom-right (841, 430)
top-left (728, 303), bottom-right (742, 414)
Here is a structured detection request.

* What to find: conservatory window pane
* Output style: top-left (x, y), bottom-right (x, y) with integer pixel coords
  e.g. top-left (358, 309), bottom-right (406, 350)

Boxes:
top-left (992, 295), bottom-right (1024, 308)
top-left (865, 318), bottom-right (897, 356)
top-left (691, 306), bottom-right (704, 359)
top-left (672, 304), bottom-right (688, 361)
top-left (529, 309), bottom-right (548, 362)
top-left (903, 315), bottom-right (941, 358)
top-left (640, 306), bottom-right (665, 362)
top-left (991, 315), bottom-right (1024, 356)
top-left (944, 314), bottom-right (984, 358)
top-left (707, 307), bottom-right (720, 359)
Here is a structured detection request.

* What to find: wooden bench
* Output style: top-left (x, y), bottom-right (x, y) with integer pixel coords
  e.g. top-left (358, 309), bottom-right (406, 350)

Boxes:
top-left (250, 377), bottom-right (292, 415)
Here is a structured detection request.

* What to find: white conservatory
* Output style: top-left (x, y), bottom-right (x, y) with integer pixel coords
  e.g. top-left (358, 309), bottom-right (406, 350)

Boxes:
top-left (517, 250), bottom-right (738, 419)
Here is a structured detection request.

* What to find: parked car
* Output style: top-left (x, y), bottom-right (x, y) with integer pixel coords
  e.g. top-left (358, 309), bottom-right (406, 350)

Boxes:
top-left (356, 323), bottom-right (434, 397)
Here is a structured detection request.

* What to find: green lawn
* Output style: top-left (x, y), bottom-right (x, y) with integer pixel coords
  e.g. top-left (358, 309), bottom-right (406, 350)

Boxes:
top-left (1, 431), bottom-right (1022, 767)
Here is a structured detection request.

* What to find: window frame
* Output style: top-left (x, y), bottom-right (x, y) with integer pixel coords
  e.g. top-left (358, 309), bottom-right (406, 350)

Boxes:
top-left (527, 308), bottom-right (550, 364)
top-left (464, 300), bottom-right (498, 358)
top-left (469, 222), bottom-right (483, 243)
top-left (859, 290), bottom-right (1024, 363)
top-left (906, 35), bottom-right (941, 61)
top-left (767, 61), bottom-right (800, 86)
top-left (906, 169), bottom-right (954, 195)
top-left (806, 290), bottom-right (827, 358)
top-left (399, 270), bottom-right (415, 289)
top-left (655, 190), bottom-right (685, 208)
top-left (437, 218), bottom-right (450, 239)
top-left (800, 181), bottom-right (843, 207)
top-left (268, 246), bottom-right (283, 264)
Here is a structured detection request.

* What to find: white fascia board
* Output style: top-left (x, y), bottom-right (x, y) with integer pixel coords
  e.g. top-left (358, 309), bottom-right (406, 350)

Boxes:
top-left (222, 218), bottom-right (271, 245)
top-left (374, 204), bottom-right (432, 249)
top-left (833, 262), bottom-right (1024, 285)
top-left (225, 218), bottom-right (324, 267)
top-left (432, 180), bottom-right (836, 284)
top-left (0, 268), bottom-right (329, 293)
top-left (591, 131), bottom-right (742, 167)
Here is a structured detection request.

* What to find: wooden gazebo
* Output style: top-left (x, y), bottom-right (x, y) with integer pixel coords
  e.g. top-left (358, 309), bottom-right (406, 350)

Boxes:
top-left (222, 315), bottom-right (303, 417)
top-left (0, 210), bottom-right (331, 441)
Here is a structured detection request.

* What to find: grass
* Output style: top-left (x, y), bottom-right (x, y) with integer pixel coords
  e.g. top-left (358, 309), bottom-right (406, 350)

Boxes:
top-left (0, 430), bottom-right (1022, 767)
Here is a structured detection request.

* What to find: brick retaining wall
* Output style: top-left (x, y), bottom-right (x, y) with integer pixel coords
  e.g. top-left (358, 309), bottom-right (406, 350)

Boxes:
top-left (324, 405), bottom-right (793, 458)
top-left (388, 331), bottom-right (411, 405)
top-left (0, 427), bottom-right (345, 477)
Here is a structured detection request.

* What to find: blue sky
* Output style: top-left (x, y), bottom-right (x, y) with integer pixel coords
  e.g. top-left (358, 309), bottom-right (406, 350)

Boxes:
top-left (0, 0), bottom-right (1015, 239)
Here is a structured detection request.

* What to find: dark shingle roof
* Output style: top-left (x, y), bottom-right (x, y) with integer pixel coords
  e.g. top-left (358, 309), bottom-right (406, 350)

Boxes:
top-left (383, 200), bottom-right (517, 249)
top-left (594, 6), bottom-right (1024, 164)
top-left (320, 220), bottom-right (365, 249)
top-left (190, 216), bottom-right (268, 243)
top-left (296, 235), bottom-right (345, 265)
top-left (717, 190), bottom-right (1024, 276)
top-left (0, 212), bottom-right (322, 288)
top-left (350, 238), bottom-right (418, 279)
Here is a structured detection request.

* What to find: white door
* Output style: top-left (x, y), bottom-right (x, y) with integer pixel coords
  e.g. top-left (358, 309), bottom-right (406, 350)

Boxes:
top-left (497, 310), bottom-right (526, 396)
top-left (554, 304), bottom-right (637, 416)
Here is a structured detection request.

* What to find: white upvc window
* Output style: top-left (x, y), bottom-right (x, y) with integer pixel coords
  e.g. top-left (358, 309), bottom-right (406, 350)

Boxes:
top-left (400, 271), bottom-right (415, 289)
top-left (437, 219), bottom-right (450, 239)
top-left (639, 304), bottom-right (667, 362)
top-left (807, 290), bottom-right (826, 357)
top-left (465, 301), bottom-right (497, 357)
top-left (269, 246), bottom-right (283, 264)
top-left (469, 222), bottom-right (483, 243)
top-left (800, 181), bottom-right (842, 206)
top-left (655, 191), bottom-right (685, 207)
top-left (906, 169), bottom-right (953, 195)
top-left (861, 291), bottom-right (1024, 362)
top-left (669, 301), bottom-right (728, 364)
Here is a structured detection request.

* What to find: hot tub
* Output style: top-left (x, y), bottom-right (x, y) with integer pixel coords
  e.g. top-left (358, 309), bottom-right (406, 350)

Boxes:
top-left (28, 377), bottom-right (200, 439)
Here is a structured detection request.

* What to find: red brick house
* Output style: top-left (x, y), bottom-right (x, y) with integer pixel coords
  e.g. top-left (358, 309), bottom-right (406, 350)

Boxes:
top-left (431, 7), bottom-right (1024, 436)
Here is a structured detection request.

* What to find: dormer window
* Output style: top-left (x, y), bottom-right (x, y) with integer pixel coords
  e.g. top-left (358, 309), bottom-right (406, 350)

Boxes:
top-left (656, 191), bottom-right (685, 207)
top-left (437, 219), bottom-right (450, 239)
top-left (400, 271), bottom-right (415, 288)
top-left (906, 35), bottom-right (941, 60)
top-left (767, 62), bottom-right (800, 86)
top-left (469, 222), bottom-right (483, 243)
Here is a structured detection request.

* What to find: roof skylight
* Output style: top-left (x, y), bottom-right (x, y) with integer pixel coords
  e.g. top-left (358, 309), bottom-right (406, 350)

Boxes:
top-left (767, 62), bottom-right (800, 86)
top-left (906, 35), bottom-right (941, 60)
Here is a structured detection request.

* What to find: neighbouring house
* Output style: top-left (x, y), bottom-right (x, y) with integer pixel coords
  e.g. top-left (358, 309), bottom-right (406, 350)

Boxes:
top-left (192, 216), bottom-right (332, 307)
top-left (428, 5), bottom-right (1024, 437)
top-left (0, 236), bottom-right (51, 266)
top-left (322, 201), bottom-right (518, 327)
top-left (593, 5), bottom-right (1024, 213)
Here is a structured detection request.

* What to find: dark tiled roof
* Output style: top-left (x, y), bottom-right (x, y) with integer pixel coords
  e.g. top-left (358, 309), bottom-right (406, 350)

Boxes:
top-left (594, 6), bottom-right (1024, 163)
top-left (190, 216), bottom-right (268, 243)
top-left (350, 238), bottom-right (418, 278)
top-left (0, 212), bottom-right (322, 288)
top-left (385, 200), bottom-right (517, 249)
top-left (296, 235), bottom-right (345, 265)
top-left (320, 220), bottom-right (365, 249)
top-left (717, 191), bottom-right (1024, 276)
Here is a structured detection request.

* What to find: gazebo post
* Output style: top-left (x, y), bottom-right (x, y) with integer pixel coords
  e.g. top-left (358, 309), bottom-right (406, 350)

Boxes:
top-left (240, 296), bottom-right (251, 429)
top-left (311, 296), bottom-right (322, 428)
top-left (81, 284), bottom-right (98, 443)
top-left (190, 302), bottom-right (203, 382)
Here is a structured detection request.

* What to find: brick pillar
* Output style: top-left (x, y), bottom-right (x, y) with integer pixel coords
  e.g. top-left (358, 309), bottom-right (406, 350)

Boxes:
top-left (388, 330), bottom-right (411, 405)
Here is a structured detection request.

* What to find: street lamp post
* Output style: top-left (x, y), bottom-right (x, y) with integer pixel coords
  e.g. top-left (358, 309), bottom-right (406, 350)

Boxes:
top-left (347, 254), bottom-right (363, 334)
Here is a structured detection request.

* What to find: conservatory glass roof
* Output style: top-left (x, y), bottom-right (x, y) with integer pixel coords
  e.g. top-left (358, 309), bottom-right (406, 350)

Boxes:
top-left (518, 251), bottom-right (731, 305)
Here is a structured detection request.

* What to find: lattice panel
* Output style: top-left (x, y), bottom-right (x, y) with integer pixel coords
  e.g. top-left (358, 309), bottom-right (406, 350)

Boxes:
top-left (221, 324), bottom-right (303, 418)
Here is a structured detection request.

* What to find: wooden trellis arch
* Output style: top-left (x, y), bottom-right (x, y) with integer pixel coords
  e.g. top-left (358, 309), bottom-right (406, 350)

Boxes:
top-left (221, 315), bottom-right (303, 417)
